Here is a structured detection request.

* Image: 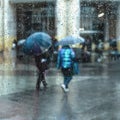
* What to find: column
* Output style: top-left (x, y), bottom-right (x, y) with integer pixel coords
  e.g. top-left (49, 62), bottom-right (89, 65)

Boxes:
top-left (68, 0), bottom-right (80, 36)
top-left (4, 0), bottom-right (16, 51)
top-left (104, 14), bottom-right (109, 41)
top-left (0, 0), bottom-right (4, 51)
top-left (116, 4), bottom-right (120, 52)
top-left (56, 0), bottom-right (67, 40)
top-left (104, 13), bottom-right (110, 51)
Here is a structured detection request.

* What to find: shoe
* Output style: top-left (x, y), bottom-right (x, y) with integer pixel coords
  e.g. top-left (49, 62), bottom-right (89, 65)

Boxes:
top-left (43, 82), bottom-right (48, 88)
top-left (61, 84), bottom-right (65, 89)
top-left (61, 84), bottom-right (69, 92)
top-left (36, 84), bottom-right (40, 90)
top-left (64, 88), bottom-right (69, 92)
top-left (44, 83), bottom-right (48, 89)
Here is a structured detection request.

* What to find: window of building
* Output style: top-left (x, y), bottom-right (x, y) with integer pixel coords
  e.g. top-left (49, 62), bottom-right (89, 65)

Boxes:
top-left (16, 2), bottom-right (55, 40)
top-left (80, 2), bottom-right (117, 43)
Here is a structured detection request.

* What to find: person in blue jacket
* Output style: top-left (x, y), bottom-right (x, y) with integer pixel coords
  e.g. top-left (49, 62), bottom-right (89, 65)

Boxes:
top-left (57, 45), bottom-right (75, 92)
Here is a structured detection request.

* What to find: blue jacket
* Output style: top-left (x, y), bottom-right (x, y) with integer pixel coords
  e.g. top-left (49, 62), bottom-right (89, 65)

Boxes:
top-left (57, 46), bottom-right (75, 69)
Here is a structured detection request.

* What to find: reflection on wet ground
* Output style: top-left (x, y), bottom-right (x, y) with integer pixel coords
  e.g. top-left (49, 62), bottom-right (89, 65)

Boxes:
top-left (0, 51), bottom-right (120, 120)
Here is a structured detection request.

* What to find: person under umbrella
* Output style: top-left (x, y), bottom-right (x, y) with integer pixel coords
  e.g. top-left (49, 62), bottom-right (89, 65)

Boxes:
top-left (56, 35), bottom-right (83, 92)
top-left (23, 32), bottom-right (52, 90)
top-left (57, 45), bottom-right (75, 92)
top-left (33, 42), bottom-right (49, 90)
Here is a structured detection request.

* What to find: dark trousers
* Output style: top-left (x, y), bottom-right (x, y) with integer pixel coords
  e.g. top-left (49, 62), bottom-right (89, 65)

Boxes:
top-left (61, 68), bottom-right (73, 88)
top-left (64, 76), bottom-right (72, 88)
top-left (36, 72), bottom-right (47, 89)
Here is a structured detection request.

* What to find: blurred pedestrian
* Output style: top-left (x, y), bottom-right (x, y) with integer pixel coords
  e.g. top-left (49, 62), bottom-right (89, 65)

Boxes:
top-left (51, 36), bottom-right (58, 62)
top-left (52, 36), bottom-right (58, 51)
top-left (57, 45), bottom-right (76, 92)
top-left (95, 39), bottom-right (104, 62)
top-left (34, 53), bottom-right (49, 90)
top-left (12, 39), bottom-right (17, 49)
top-left (109, 36), bottom-right (118, 60)
top-left (81, 37), bottom-right (91, 63)
top-left (11, 39), bottom-right (18, 67)
top-left (109, 36), bottom-right (117, 48)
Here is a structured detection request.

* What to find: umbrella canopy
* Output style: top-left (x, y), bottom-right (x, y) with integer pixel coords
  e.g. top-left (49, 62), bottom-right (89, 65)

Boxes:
top-left (56, 35), bottom-right (85, 46)
top-left (23, 32), bottom-right (52, 55)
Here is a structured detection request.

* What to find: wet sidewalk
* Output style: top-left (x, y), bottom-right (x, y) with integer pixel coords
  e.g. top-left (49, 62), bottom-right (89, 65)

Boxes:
top-left (0, 50), bottom-right (110, 96)
top-left (0, 51), bottom-right (120, 120)
top-left (0, 50), bottom-right (109, 96)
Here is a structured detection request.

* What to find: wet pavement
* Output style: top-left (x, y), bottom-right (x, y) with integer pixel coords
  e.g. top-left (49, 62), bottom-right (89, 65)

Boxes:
top-left (0, 50), bottom-right (120, 120)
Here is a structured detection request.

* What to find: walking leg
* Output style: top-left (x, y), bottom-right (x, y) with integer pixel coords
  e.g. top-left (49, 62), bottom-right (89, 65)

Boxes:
top-left (63, 76), bottom-right (67, 87)
top-left (36, 73), bottom-right (41, 90)
top-left (41, 72), bottom-right (47, 88)
top-left (65, 76), bottom-right (72, 88)
top-left (61, 76), bottom-right (71, 92)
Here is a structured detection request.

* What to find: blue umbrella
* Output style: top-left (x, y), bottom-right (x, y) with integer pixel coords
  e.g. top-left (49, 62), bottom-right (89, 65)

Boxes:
top-left (56, 35), bottom-right (85, 46)
top-left (23, 32), bottom-right (52, 55)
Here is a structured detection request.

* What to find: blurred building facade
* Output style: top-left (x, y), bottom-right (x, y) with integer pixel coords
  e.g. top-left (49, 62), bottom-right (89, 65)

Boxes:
top-left (0, 0), bottom-right (120, 52)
